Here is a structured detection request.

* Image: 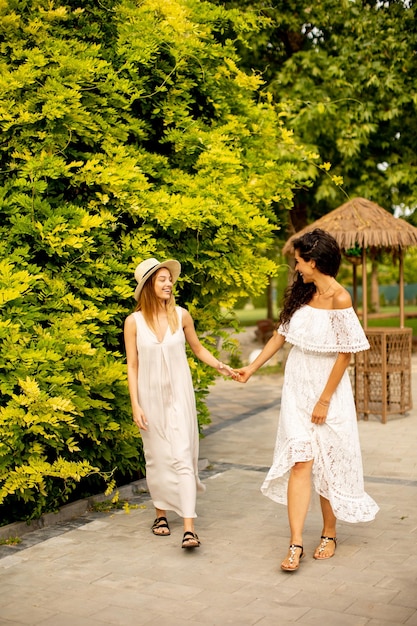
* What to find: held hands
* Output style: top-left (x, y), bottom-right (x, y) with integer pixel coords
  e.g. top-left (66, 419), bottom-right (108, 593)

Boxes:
top-left (233, 366), bottom-right (252, 384)
top-left (216, 361), bottom-right (238, 379)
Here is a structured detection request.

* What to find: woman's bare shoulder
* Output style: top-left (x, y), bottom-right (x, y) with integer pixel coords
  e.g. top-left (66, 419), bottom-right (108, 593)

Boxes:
top-left (332, 284), bottom-right (352, 309)
top-left (124, 312), bottom-right (137, 328)
top-left (180, 307), bottom-right (193, 324)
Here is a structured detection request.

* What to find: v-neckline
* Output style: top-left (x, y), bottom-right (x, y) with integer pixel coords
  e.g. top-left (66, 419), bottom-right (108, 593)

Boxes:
top-left (154, 325), bottom-right (169, 343)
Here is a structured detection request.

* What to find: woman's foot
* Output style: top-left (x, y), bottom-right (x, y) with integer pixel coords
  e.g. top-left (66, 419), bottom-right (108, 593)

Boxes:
top-left (281, 544), bottom-right (304, 571)
top-left (313, 535), bottom-right (337, 559)
top-left (181, 531), bottom-right (200, 549)
top-left (151, 516), bottom-right (170, 536)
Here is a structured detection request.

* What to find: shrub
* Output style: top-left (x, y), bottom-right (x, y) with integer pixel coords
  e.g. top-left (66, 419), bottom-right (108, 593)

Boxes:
top-left (0, 0), bottom-right (309, 523)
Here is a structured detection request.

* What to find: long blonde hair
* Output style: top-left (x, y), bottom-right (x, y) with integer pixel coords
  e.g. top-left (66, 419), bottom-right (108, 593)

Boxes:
top-left (135, 269), bottom-right (179, 334)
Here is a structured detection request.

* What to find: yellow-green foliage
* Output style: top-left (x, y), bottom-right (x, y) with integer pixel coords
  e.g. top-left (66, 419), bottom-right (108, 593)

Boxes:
top-left (0, 0), bottom-right (312, 524)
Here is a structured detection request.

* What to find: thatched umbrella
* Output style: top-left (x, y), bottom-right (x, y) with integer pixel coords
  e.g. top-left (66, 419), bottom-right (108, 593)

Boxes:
top-left (282, 197), bottom-right (417, 328)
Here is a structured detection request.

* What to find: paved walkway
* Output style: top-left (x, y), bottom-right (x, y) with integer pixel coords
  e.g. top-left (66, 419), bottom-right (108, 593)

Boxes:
top-left (1, 358), bottom-right (417, 625)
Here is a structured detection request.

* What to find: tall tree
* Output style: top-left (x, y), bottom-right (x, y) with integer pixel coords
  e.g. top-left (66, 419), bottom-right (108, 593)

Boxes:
top-left (214, 0), bottom-right (417, 231)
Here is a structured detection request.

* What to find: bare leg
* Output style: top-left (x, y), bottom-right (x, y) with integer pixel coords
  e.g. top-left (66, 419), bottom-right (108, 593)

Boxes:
top-left (281, 460), bottom-right (313, 570)
top-left (313, 496), bottom-right (337, 559)
top-left (183, 518), bottom-right (195, 534)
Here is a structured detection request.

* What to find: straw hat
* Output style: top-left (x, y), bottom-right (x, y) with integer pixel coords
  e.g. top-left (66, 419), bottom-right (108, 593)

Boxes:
top-left (133, 258), bottom-right (181, 301)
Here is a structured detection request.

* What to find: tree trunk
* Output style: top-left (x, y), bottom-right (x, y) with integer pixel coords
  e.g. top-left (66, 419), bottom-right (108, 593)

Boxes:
top-left (266, 280), bottom-right (274, 319)
top-left (370, 258), bottom-right (380, 313)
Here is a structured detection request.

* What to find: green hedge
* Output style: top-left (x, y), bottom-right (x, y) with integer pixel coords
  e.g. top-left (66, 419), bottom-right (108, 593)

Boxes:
top-left (0, 1), bottom-right (310, 524)
top-left (0, 258), bottom-right (144, 525)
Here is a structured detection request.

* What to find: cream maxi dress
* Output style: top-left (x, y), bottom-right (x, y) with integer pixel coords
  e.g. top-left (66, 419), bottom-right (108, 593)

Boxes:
top-left (133, 307), bottom-right (205, 518)
top-left (261, 305), bottom-right (379, 523)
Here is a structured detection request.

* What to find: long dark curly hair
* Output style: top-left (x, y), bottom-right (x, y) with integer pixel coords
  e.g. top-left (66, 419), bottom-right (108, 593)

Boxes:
top-left (278, 228), bottom-right (341, 327)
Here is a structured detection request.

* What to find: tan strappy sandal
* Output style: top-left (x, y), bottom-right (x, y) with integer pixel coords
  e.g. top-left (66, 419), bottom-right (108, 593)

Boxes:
top-left (281, 544), bottom-right (304, 571)
top-left (314, 535), bottom-right (337, 559)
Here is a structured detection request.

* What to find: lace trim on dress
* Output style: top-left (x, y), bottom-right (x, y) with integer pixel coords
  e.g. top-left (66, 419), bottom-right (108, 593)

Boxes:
top-left (279, 306), bottom-right (370, 354)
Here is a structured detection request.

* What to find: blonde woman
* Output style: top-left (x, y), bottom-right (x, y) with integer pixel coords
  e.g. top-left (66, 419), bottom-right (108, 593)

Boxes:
top-left (124, 258), bottom-right (233, 549)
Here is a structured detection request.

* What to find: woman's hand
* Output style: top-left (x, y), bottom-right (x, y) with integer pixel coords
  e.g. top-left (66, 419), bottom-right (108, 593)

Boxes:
top-left (233, 366), bottom-right (252, 383)
top-left (311, 400), bottom-right (329, 425)
top-left (133, 407), bottom-right (148, 431)
top-left (216, 362), bottom-right (237, 378)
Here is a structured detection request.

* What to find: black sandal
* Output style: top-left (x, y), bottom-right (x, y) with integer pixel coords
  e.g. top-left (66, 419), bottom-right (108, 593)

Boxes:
top-left (181, 531), bottom-right (200, 549)
top-left (151, 516), bottom-right (170, 536)
top-left (314, 535), bottom-right (337, 559)
top-left (281, 544), bottom-right (304, 571)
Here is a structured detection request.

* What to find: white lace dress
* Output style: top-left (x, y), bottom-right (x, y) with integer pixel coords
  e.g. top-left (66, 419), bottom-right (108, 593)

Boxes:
top-left (133, 307), bottom-right (205, 519)
top-left (261, 305), bottom-right (379, 523)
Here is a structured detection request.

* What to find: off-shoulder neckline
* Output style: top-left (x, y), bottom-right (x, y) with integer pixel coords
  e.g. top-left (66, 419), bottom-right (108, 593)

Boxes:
top-left (305, 304), bottom-right (353, 312)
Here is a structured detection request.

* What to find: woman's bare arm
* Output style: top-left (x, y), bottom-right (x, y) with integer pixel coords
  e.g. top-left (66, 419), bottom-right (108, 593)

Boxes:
top-left (124, 314), bottom-right (148, 431)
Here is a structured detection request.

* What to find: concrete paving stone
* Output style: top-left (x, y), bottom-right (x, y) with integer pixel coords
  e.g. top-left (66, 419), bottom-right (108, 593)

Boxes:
top-left (344, 549), bottom-right (411, 573)
top-left (379, 538), bottom-right (417, 557)
top-left (1, 348), bottom-right (417, 625)
top-left (377, 575), bottom-right (417, 591)
top-left (48, 562), bottom-right (113, 583)
top-left (0, 584), bottom-right (25, 609)
top-left (345, 598), bottom-right (415, 623)
top-left (366, 622), bottom-right (411, 626)
top-left (23, 534), bottom-right (75, 552)
top-left (235, 580), bottom-right (300, 602)
top-left (35, 615), bottom-right (109, 626)
top-left (0, 602), bottom-right (57, 625)
top-left (90, 605), bottom-right (163, 626)
top-left (113, 594), bottom-right (209, 626)
top-left (256, 617), bottom-right (301, 626)
top-left (79, 559), bottom-right (157, 583)
top-left (0, 586), bottom-right (62, 617)
top-left (290, 608), bottom-right (370, 625)
top-left (279, 573), bottom-right (348, 596)
top-left (359, 559), bottom-right (417, 583)
top-left (139, 579), bottom-right (205, 601)
top-left (190, 588), bottom-right (257, 613)
top-left (1, 565), bottom-right (68, 590)
top-left (115, 589), bottom-right (208, 620)
top-left (44, 594), bottom-right (114, 618)
top-left (405, 613), bottom-right (417, 626)
top-left (335, 521), bottom-right (389, 540)
top-left (316, 583), bottom-right (398, 610)
top-left (249, 591), bottom-right (351, 618)
top-left (141, 617), bottom-right (208, 626)
top-left (391, 590), bottom-right (417, 610)
top-left (76, 519), bottom-right (111, 532)
top-left (255, 620), bottom-right (304, 626)
top-left (186, 604), bottom-right (300, 626)
top-left (156, 569), bottom-right (250, 595)
top-left (320, 563), bottom-right (388, 586)
top-left (0, 554), bottom-right (27, 570)
top-left (335, 582), bottom-right (399, 605)
top-left (93, 570), bottom-right (168, 592)
top-left (289, 585), bottom-right (362, 613)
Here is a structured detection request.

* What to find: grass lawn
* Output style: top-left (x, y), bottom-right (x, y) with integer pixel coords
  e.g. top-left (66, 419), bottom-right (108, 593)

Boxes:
top-left (234, 306), bottom-right (417, 335)
top-left (233, 307), bottom-right (277, 326)
top-left (367, 316), bottom-right (417, 335)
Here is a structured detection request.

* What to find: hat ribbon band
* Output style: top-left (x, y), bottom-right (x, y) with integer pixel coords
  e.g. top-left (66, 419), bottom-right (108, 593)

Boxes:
top-left (142, 265), bottom-right (158, 280)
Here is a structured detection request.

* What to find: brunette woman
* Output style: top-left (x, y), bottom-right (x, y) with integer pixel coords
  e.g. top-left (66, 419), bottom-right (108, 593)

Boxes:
top-left (236, 230), bottom-right (379, 571)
